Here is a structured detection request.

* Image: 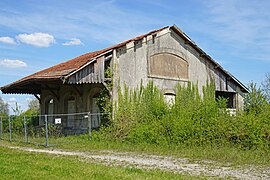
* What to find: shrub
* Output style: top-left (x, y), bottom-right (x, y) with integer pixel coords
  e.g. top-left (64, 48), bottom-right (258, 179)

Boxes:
top-left (97, 81), bottom-right (270, 150)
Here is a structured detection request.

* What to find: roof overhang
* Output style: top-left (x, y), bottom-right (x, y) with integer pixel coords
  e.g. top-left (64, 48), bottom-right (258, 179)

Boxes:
top-left (1, 78), bottom-right (62, 95)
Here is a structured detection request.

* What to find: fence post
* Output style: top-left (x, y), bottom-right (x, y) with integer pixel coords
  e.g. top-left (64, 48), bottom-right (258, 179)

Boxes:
top-left (9, 116), bottom-right (12, 142)
top-left (24, 116), bottom-right (28, 143)
top-left (88, 112), bottom-right (92, 140)
top-left (0, 117), bottom-right (2, 139)
top-left (45, 115), bottom-right (49, 147)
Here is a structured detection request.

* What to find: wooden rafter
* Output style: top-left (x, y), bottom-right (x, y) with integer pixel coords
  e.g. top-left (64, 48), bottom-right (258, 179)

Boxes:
top-left (45, 84), bottom-right (59, 101)
top-left (33, 94), bottom-right (41, 103)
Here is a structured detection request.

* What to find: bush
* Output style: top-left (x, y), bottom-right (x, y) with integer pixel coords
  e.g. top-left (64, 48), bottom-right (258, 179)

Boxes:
top-left (97, 81), bottom-right (269, 150)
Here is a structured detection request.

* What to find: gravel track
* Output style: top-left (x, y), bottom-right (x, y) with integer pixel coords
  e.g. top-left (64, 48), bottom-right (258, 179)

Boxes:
top-left (4, 145), bottom-right (270, 179)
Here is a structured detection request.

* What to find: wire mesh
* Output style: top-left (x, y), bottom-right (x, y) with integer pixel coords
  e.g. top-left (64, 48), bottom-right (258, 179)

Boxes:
top-left (0, 112), bottom-right (110, 146)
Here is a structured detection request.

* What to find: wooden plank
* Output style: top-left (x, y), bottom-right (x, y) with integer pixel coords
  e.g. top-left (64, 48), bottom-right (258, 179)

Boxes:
top-left (101, 56), bottom-right (104, 83)
top-left (67, 56), bottom-right (105, 84)
top-left (98, 58), bottom-right (101, 83)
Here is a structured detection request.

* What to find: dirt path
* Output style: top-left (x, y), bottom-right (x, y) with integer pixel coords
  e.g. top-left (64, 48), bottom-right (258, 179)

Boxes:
top-left (3, 145), bottom-right (270, 179)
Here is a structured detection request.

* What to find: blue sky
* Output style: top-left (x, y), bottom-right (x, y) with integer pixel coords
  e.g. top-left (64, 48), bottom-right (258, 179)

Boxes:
top-left (0, 0), bottom-right (270, 112)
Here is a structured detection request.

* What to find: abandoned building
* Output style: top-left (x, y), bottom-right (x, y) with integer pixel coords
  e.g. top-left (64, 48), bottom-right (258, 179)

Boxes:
top-left (1, 25), bottom-right (248, 132)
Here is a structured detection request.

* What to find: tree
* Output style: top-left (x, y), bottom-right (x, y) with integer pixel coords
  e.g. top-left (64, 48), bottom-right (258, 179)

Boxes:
top-left (28, 98), bottom-right (40, 112)
top-left (244, 82), bottom-right (268, 114)
top-left (262, 72), bottom-right (270, 102)
top-left (24, 97), bottom-right (40, 116)
top-left (0, 96), bottom-right (9, 115)
top-left (23, 97), bottom-right (40, 127)
top-left (12, 102), bottom-right (23, 116)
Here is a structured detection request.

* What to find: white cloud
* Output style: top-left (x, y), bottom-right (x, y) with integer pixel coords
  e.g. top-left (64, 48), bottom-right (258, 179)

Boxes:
top-left (0, 36), bottom-right (16, 45)
top-left (202, 0), bottom-right (270, 45)
top-left (0, 59), bottom-right (27, 68)
top-left (16, 32), bottom-right (55, 47)
top-left (0, 1), bottom-right (164, 44)
top-left (62, 38), bottom-right (83, 46)
top-left (8, 97), bottom-right (17, 103)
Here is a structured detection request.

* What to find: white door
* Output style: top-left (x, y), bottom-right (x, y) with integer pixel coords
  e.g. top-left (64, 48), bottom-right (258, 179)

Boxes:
top-left (92, 98), bottom-right (100, 128)
top-left (67, 100), bottom-right (75, 127)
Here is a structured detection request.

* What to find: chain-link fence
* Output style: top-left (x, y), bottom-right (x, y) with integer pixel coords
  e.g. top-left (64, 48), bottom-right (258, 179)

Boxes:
top-left (0, 112), bottom-right (110, 146)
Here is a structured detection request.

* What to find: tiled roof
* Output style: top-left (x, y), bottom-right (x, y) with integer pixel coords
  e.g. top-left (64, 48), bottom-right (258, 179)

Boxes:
top-left (1, 25), bottom-right (248, 93)
top-left (1, 26), bottom-right (168, 93)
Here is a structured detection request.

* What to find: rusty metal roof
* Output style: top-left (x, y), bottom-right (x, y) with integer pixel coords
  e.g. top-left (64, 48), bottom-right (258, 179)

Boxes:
top-left (1, 26), bottom-right (168, 94)
top-left (1, 25), bottom-right (248, 94)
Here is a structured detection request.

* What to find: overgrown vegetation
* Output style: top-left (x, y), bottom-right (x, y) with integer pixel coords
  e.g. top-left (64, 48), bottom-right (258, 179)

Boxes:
top-left (97, 67), bottom-right (113, 127)
top-left (263, 72), bottom-right (270, 102)
top-left (96, 81), bottom-right (270, 151)
top-left (244, 82), bottom-right (268, 114)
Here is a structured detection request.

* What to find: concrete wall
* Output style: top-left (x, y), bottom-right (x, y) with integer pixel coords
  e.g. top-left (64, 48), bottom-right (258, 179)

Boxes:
top-left (39, 26), bottom-right (245, 125)
top-left (113, 28), bottom-right (245, 109)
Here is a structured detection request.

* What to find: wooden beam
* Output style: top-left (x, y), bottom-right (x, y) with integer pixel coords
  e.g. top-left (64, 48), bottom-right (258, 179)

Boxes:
top-left (102, 82), bottom-right (112, 97)
top-left (74, 86), bottom-right (82, 97)
top-left (214, 65), bottom-right (220, 69)
top-left (184, 40), bottom-right (190, 45)
top-left (33, 94), bottom-right (41, 104)
top-left (200, 53), bottom-right (206, 58)
top-left (45, 84), bottom-right (59, 101)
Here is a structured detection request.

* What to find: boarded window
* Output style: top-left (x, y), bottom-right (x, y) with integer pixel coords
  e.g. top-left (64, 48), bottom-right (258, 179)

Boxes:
top-left (149, 53), bottom-right (188, 80)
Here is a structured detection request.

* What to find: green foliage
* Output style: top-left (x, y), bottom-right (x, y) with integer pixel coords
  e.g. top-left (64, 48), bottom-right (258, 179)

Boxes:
top-left (262, 72), bottom-right (270, 102)
top-left (244, 82), bottom-right (268, 114)
top-left (96, 88), bottom-right (112, 126)
top-left (110, 81), bottom-right (168, 142)
top-left (11, 102), bottom-right (23, 116)
top-left (0, 98), bottom-right (40, 135)
top-left (27, 98), bottom-right (40, 113)
top-left (104, 66), bottom-right (113, 79)
top-left (41, 124), bottom-right (62, 137)
top-left (98, 81), bottom-right (270, 151)
top-left (96, 66), bottom-right (113, 126)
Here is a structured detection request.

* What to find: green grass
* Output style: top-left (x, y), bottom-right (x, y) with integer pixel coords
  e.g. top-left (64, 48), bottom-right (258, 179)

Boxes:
top-left (2, 133), bottom-right (270, 168)
top-left (44, 134), bottom-right (270, 167)
top-left (0, 145), bottom-right (200, 180)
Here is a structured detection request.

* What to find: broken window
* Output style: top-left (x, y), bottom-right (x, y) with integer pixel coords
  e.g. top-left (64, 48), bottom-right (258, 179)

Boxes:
top-left (104, 58), bottom-right (112, 79)
top-left (134, 39), bottom-right (143, 51)
top-left (215, 91), bottom-right (236, 108)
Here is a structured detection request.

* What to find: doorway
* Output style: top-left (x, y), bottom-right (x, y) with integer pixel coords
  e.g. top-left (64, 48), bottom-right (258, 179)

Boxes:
top-left (91, 97), bottom-right (100, 128)
top-left (66, 97), bottom-right (75, 127)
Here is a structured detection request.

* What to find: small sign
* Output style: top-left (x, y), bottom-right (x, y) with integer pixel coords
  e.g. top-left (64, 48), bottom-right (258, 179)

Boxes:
top-left (55, 118), bottom-right (61, 124)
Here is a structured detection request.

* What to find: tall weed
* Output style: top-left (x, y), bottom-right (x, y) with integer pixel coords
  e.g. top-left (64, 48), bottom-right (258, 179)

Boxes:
top-left (101, 81), bottom-right (269, 150)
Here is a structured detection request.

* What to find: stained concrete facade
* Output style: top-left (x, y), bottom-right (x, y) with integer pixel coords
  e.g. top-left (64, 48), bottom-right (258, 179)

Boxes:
top-left (1, 25), bottom-right (248, 132)
top-left (112, 27), bottom-right (246, 109)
